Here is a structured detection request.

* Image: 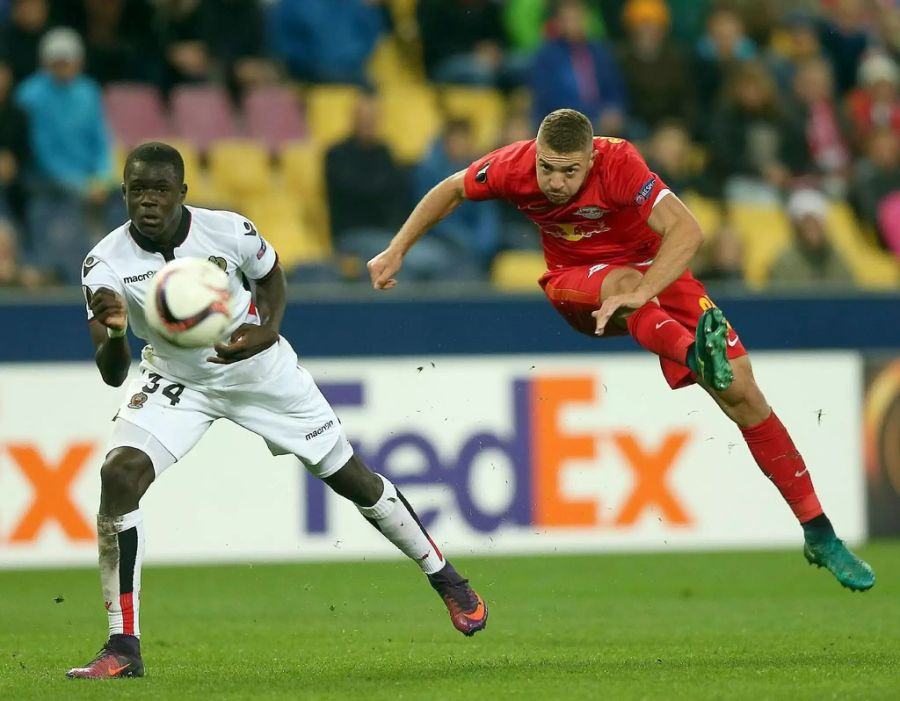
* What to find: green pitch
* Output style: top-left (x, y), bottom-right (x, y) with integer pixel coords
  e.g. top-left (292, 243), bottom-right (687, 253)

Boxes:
top-left (2, 542), bottom-right (899, 700)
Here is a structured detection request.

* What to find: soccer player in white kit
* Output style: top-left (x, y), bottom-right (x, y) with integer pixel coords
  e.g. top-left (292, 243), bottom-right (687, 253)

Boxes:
top-left (67, 143), bottom-right (488, 680)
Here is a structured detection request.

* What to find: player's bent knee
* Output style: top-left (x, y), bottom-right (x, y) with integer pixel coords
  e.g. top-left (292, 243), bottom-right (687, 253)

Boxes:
top-left (324, 454), bottom-right (383, 506)
top-left (600, 267), bottom-right (644, 301)
top-left (100, 447), bottom-right (155, 499)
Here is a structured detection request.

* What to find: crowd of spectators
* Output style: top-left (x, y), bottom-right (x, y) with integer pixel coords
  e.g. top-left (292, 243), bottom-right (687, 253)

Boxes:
top-left (0, 0), bottom-right (898, 290)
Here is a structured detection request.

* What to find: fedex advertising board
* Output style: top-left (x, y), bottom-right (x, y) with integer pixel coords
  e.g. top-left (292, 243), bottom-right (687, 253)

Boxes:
top-left (0, 353), bottom-right (864, 567)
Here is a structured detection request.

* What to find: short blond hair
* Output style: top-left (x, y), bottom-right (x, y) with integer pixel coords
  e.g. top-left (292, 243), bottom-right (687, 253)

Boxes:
top-left (537, 109), bottom-right (594, 153)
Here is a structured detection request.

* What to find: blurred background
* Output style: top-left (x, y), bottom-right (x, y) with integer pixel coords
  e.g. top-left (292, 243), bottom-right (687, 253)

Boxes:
top-left (0, 0), bottom-right (899, 567)
top-left (0, 0), bottom-right (897, 290)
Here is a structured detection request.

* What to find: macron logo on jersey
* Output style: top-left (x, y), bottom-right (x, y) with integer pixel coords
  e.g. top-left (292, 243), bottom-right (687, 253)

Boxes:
top-left (634, 177), bottom-right (656, 205)
top-left (123, 271), bottom-right (155, 284)
top-left (475, 161), bottom-right (491, 183)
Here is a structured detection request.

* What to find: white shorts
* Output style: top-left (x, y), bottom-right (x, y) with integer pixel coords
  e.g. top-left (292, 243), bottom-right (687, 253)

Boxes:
top-left (107, 341), bottom-right (353, 478)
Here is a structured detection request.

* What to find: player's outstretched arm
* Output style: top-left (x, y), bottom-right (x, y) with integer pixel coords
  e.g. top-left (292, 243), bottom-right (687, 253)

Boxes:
top-left (87, 287), bottom-right (131, 387)
top-left (367, 170), bottom-right (467, 289)
top-left (208, 262), bottom-right (284, 364)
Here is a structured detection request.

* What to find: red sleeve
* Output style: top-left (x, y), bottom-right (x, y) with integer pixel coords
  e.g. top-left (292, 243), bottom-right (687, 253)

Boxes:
top-left (602, 140), bottom-right (669, 220)
top-left (463, 142), bottom-right (525, 201)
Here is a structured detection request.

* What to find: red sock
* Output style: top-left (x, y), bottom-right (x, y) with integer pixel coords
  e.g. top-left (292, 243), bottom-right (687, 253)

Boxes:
top-left (625, 304), bottom-right (694, 365)
top-left (740, 412), bottom-right (823, 522)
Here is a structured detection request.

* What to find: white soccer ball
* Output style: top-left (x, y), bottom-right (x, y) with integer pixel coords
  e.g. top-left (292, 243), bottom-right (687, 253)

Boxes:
top-left (145, 257), bottom-right (233, 348)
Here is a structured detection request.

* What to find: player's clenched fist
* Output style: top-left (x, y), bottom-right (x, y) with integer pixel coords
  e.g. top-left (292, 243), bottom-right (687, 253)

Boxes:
top-left (89, 287), bottom-right (127, 331)
top-left (367, 249), bottom-right (401, 290)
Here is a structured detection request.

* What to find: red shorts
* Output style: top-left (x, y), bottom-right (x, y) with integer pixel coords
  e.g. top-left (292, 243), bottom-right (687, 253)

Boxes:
top-left (539, 262), bottom-right (747, 389)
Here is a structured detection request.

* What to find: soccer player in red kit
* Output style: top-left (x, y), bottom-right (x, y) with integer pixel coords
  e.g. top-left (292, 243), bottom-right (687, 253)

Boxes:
top-left (368, 108), bottom-right (874, 591)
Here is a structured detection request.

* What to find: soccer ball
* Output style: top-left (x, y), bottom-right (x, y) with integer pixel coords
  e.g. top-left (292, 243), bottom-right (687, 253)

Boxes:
top-left (145, 257), bottom-right (233, 348)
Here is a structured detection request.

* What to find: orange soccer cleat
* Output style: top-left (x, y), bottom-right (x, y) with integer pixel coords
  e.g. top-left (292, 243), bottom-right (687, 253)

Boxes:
top-left (428, 562), bottom-right (488, 637)
top-left (66, 636), bottom-right (144, 679)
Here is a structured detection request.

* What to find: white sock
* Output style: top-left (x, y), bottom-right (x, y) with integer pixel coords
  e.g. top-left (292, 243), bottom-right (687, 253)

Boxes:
top-left (357, 475), bottom-right (445, 575)
top-left (97, 509), bottom-right (145, 638)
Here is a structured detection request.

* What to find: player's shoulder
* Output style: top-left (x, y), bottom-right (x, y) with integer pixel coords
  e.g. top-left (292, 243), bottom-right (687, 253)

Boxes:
top-left (592, 136), bottom-right (648, 180)
top-left (83, 222), bottom-right (130, 266)
top-left (494, 139), bottom-right (536, 167)
top-left (187, 206), bottom-right (254, 237)
top-left (475, 139), bottom-right (536, 186)
top-left (593, 136), bottom-right (640, 161)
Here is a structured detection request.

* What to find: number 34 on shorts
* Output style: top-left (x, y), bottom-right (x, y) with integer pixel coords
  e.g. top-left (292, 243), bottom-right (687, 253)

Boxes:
top-left (126, 371), bottom-right (186, 410)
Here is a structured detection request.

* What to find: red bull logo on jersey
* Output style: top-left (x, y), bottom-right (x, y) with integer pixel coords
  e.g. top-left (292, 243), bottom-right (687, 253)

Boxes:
top-left (541, 222), bottom-right (611, 242)
top-left (304, 375), bottom-right (695, 535)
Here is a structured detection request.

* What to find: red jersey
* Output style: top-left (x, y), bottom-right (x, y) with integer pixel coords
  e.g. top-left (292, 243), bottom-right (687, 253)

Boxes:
top-left (463, 137), bottom-right (670, 269)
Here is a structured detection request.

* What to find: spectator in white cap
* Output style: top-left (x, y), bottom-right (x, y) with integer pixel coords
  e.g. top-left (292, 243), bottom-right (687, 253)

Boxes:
top-left (847, 52), bottom-right (900, 146)
top-left (768, 188), bottom-right (855, 287)
top-left (13, 26), bottom-right (123, 285)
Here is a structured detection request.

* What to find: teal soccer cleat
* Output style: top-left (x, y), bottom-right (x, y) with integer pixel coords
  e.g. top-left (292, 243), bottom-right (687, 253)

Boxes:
top-left (689, 308), bottom-right (734, 391)
top-left (803, 537), bottom-right (875, 591)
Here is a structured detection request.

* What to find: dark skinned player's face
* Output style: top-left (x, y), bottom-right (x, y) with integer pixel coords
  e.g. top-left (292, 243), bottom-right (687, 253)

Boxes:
top-left (123, 161), bottom-right (187, 242)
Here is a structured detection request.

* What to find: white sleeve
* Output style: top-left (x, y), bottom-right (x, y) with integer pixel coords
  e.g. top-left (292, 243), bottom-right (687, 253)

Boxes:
top-left (235, 216), bottom-right (278, 281)
top-left (81, 255), bottom-right (125, 321)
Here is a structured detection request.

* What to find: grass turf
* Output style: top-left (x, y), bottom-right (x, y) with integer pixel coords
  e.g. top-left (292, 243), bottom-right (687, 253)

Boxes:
top-left (1, 543), bottom-right (899, 700)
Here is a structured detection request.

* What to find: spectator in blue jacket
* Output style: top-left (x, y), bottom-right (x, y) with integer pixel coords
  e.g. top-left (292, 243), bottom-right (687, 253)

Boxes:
top-left (14, 27), bottom-right (121, 284)
top-left (268, 0), bottom-right (388, 85)
top-left (530, 0), bottom-right (627, 135)
top-left (413, 119), bottom-right (500, 279)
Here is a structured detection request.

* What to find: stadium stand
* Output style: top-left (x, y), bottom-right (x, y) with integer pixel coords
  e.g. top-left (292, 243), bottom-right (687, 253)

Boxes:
top-left (491, 249), bottom-right (549, 291)
top-left (304, 85), bottom-right (363, 148)
top-left (104, 83), bottom-right (169, 148)
top-left (243, 85), bottom-right (306, 153)
top-left (208, 139), bottom-right (274, 208)
top-left (170, 84), bottom-right (240, 153)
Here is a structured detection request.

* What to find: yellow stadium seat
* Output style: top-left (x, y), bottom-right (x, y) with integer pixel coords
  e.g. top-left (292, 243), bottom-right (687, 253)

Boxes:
top-left (278, 141), bottom-right (330, 246)
top-left (491, 250), bottom-right (547, 292)
top-left (156, 138), bottom-right (224, 208)
top-left (368, 36), bottom-right (422, 88)
top-left (378, 85), bottom-right (444, 164)
top-left (439, 86), bottom-right (506, 152)
top-left (305, 85), bottom-right (363, 147)
top-left (388, 0), bottom-right (417, 21)
top-left (113, 143), bottom-right (127, 180)
top-left (208, 139), bottom-right (273, 207)
top-left (726, 203), bottom-right (792, 288)
top-left (241, 192), bottom-right (330, 269)
top-left (826, 202), bottom-right (899, 289)
top-left (682, 192), bottom-right (724, 238)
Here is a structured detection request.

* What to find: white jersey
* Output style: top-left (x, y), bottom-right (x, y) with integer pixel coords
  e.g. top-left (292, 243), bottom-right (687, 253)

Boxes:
top-left (82, 205), bottom-right (285, 387)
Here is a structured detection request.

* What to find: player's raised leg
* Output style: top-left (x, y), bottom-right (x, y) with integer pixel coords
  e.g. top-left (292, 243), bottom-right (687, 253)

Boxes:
top-left (323, 453), bottom-right (488, 636)
top-left (703, 356), bottom-right (875, 591)
top-left (594, 266), bottom-right (733, 390)
top-left (66, 444), bottom-right (157, 679)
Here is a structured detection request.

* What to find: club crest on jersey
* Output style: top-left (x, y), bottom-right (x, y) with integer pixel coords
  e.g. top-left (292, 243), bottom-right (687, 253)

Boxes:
top-left (128, 392), bottom-right (148, 410)
top-left (475, 161), bottom-right (491, 183)
top-left (574, 206), bottom-right (608, 219)
top-left (208, 255), bottom-right (227, 272)
top-left (82, 256), bottom-right (100, 279)
top-left (634, 177), bottom-right (656, 205)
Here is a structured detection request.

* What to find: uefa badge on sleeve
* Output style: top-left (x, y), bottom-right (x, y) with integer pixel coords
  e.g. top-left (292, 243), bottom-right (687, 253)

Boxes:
top-left (634, 177), bottom-right (656, 205)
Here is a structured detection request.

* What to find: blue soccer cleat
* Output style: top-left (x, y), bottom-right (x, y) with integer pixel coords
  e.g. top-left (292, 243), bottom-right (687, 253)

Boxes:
top-left (803, 537), bottom-right (875, 591)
